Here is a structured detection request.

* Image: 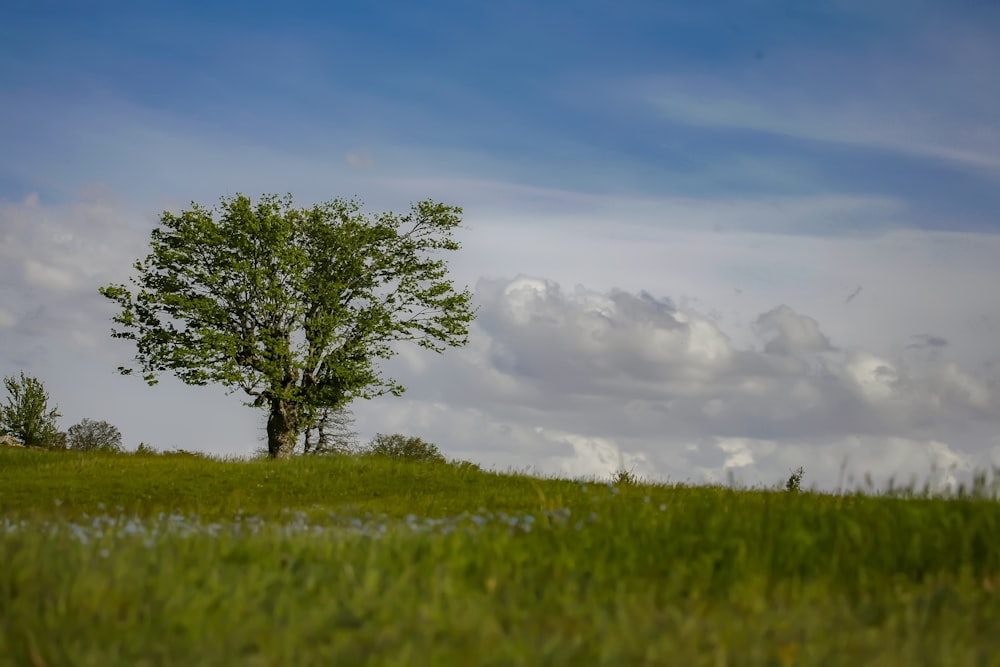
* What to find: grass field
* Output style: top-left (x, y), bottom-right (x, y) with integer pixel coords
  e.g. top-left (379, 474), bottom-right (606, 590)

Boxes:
top-left (2, 447), bottom-right (999, 666)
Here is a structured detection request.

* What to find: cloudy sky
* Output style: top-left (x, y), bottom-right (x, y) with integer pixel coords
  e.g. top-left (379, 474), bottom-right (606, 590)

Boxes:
top-left (3, 1), bottom-right (1000, 491)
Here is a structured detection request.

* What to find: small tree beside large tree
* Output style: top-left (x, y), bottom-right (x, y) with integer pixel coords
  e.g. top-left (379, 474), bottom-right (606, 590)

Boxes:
top-left (100, 194), bottom-right (475, 458)
top-left (0, 372), bottom-right (61, 448)
top-left (302, 404), bottom-right (358, 456)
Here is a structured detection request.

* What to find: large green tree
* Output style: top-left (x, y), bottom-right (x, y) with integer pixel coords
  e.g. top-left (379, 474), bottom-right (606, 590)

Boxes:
top-left (100, 194), bottom-right (475, 458)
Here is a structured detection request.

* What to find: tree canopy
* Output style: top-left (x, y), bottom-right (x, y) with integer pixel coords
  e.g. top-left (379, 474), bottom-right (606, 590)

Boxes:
top-left (100, 194), bottom-right (475, 458)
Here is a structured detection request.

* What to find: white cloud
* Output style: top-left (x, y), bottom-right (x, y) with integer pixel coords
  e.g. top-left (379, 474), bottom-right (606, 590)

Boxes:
top-left (756, 305), bottom-right (833, 356)
top-left (646, 81), bottom-right (999, 174)
top-left (717, 437), bottom-right (760, 469)
top-left (844, 352), bottom-right (898, 403)
top-left (636, 17), bottom-right (1000, 179)
top-left (0, 192), bottom-right (151, 367)
top-left (363, 274), bottom-right (999, 489)
top-left (23, 258), bottom-right (78, 292)
top-left (537, 428), bottom-right (653, 480)
top-left (643, 69), bottom-right (1000, 178)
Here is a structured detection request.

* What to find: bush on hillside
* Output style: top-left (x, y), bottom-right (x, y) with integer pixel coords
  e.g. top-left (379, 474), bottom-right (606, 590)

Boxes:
top-left (786, 466), bottom-right (805, 492)
top-left (67, 419), bottom-right (123, 453)
top-left (162, 448), bottom-right (209, 459)
top-left (449, 459), bottom-right (481, 472)
top-left (363, 433), bottom-right (446, 463)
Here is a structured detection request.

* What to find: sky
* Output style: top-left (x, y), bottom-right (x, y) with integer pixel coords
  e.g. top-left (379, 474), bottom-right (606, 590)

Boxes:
top-left (2, 0), bottom-right (1000, 491)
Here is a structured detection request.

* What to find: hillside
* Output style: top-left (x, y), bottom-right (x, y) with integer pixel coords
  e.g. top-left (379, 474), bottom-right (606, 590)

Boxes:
top-left (2, 448), bottom-right (999, 666)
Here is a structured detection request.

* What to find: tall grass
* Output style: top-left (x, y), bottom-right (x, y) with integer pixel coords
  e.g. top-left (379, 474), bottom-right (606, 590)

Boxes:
top-left (2, 447), bottom-right (999, 666)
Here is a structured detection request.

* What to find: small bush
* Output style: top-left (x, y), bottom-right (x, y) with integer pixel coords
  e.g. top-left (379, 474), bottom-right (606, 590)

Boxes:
top-left (786, 466), bottom-right (804, 492)
top-left (364, 433), bottom-right (446, 463)
top-left (450, 459), bottom-right (481, 472)
top-left (67, 419), bottom-right (122, 452)
top-left (612, 468), bottom-right (639, 487)
top-left (163, 449), bottom-right (208, 459)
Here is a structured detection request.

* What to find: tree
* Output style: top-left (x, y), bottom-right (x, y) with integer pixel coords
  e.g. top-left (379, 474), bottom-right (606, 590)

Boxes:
top-left (302, 403), bottom-right (358, 455)
top-left (364, 433), bottom-right (446, 463)
top-left (0, 372), bottom-right (61, 448)
top-left (100, 194), bottom-right (475, 459)
top-left (66, 418), bottom-right (123, 452)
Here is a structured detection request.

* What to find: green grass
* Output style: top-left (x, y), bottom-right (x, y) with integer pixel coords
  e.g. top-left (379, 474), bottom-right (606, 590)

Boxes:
top-left (2, 447), bottom-right (1000, 666)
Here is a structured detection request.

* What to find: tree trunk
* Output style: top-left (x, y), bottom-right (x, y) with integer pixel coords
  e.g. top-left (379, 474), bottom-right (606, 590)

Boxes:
top-left (266, 397), bottom-right (299, 459)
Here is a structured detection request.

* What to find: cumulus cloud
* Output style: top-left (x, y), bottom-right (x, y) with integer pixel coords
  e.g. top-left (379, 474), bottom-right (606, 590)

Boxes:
top-left (755, 305), bottom-right (833, 356)
top-left (536, 428), bottom-right (654, 480)
top-left (478, 277), bottom-right (732, 397)
top-left (364, 275), bottom-right (999, 490)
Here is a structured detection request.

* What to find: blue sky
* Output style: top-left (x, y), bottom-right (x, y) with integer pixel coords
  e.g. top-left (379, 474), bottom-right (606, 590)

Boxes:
top-left (6, 1), bottom-right (999, 222)
top-left (2, 1), bottom-right (1000, 488)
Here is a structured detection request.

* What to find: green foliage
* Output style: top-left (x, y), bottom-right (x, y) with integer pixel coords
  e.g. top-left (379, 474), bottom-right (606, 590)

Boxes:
top-left (364, 433), bottom-right (446, 463)
top-left (0, 372), bottom-right (61, 448)
top-left (786, 466), bottom-right (805, 492)
top-left (612, 468), bottom-right (639, 487)
top-left (100, 194), bottom-right (476, 459)
top-left (66, 418), bottom-right (123, 452)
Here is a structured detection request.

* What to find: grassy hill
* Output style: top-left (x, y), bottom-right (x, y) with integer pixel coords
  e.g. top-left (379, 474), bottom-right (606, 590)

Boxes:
top-left (1, 447), bottom-right (998, 666)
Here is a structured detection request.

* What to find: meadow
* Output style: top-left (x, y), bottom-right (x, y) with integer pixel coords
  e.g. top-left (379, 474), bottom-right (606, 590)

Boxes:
top-left (1, 447), bottom-right (999, 666)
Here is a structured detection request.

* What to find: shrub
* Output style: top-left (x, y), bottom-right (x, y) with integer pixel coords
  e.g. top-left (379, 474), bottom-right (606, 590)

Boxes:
top-left (163, 449), bottom-right (208, 459)
top-left (364, 433), bottom-right (446, 463)
top-left (612, 468), bottom-right (639, 487)
top-left (786, 466), bottom-right (804, 492)
top-left (450, 459), bottom-right (481, 472)
top-left (67, 419), bottom-right (123, 452)
top-left (134, 442), bottom-right (159, 455)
